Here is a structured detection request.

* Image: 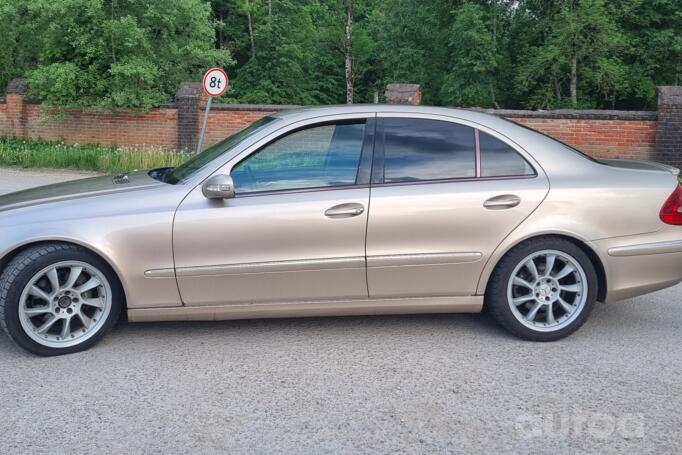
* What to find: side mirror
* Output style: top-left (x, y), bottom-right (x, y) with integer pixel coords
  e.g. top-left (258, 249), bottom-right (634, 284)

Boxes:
top-left (202, 174), bottom-right (235, 199)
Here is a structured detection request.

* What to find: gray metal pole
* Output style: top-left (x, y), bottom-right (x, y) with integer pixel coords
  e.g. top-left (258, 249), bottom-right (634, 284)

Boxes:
top-left (196, 96), bottom-right (213, 154)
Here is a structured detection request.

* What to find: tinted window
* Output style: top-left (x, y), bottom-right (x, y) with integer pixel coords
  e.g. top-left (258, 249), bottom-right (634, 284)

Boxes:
top-left (231, 122), bottom-right (365, 194)
top-left (383, 118), bottom-right (476, 183)
top-left (165, 116), bottom-right (277, 184)
top-left (479, 132), bottom-right (535, 177)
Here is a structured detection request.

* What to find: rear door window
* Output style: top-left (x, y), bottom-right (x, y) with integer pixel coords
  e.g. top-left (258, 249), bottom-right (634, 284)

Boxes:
top-left (382, 118), bottom-right (476, 183)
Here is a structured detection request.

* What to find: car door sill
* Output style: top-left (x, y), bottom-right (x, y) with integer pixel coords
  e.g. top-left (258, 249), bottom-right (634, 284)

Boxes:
top-left (127, 296), bottom-right (484, 322)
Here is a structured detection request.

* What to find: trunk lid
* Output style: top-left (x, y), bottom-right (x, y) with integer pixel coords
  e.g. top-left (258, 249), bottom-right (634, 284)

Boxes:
top-left (600, 159), bottom-right (680, 176)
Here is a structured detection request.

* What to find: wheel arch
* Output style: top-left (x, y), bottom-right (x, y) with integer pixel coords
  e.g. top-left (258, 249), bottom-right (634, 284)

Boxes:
top-left (479, 233), bottom-right (607, 303)
top-left (0, 239), bottom-right (129, 308)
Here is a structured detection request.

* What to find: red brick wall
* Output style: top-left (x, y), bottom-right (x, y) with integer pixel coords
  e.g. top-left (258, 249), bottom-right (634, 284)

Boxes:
top-left (0, 95), bottom-right (662, 163)
top-left (0, 99), bottom-right (7, 135)
top-left (22, 104), bottom-right (177, 149)
top-left (200, 107), bottom-right (273, 147)
top-left (511, 117), bottom-right (657, 160)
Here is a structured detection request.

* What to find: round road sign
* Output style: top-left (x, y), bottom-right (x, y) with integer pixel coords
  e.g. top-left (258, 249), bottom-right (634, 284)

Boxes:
top-left (203, 68), bottom-right (228, 97)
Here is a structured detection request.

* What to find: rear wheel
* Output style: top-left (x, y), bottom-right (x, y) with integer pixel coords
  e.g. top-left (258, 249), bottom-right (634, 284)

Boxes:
top-left (0, 243), bottom-right (122, 356)
top-left (486, 237), bottom-right (598, 341)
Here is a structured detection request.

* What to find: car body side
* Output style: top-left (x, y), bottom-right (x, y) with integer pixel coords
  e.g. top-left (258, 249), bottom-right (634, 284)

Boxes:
top-left (0, 105), bottom-right (681, 321)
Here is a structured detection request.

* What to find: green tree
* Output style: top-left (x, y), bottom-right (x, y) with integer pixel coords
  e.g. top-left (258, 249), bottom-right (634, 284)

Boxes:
top-left (514, 0), bottom-right (627, 109)
top-left (0, 1), bottom-right (42, 93)
top-left (369, 0), bottom-right (453, 105)
top-left (441, 1), bottom-right (507, 108)
top-left (25, 0), bottom-right (231, 110)
top-left (612, 0), bottom-right (682, 108)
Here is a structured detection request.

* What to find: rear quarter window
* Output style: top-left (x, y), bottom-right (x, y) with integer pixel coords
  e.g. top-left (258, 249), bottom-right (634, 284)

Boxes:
top-left (479, 132), bottom-right (535, 177)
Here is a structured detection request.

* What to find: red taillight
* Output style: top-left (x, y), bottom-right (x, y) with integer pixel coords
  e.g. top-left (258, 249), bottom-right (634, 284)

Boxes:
top-left (660, 184), bottom-right (682, 225)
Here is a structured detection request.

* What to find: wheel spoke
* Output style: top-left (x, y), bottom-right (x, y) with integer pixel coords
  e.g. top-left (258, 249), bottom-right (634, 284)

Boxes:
top-left (513, 276), bottom-right (534, 290)
top-left (28, 285), bottom-right (51, 303)
top-left (75, 277), bottom-right (102, 294)
top-left (77, 311), bottom-right (92, 329)
top-left (546, 303), bottom-right (555, 324)
top-left (544, 254), bottom-right (556, 277)
top-left (82, 298), bottom-right (104, 309)
top-left (63, 266), bottom-right (83, 289)
top-left (557, 297), bottom-right (575, 314)
top-left (36, 315), bottom-right (58, 334)
top-left (525, 259), bottom-right (539, 280)
top-left (46, 268), bottom-right (60, 293)
top-left (23, 306), bottom-right (51, 316)
top-left (554, 265), bottom-right (575, 280)
top-left (512, 295), bottom-right (535, 306)
top-left (560, 284), bottom-right (581, 293)
top-left (525, 301), bottom-right (543, 321)
top-left (60, 317), bottom-right (71, 339)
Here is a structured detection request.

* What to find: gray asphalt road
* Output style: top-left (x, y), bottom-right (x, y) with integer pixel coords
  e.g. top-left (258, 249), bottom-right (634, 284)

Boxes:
top-left (0, 167), bottom-right (99, 194)
top-left (0, 167), bottom-right (681, 454)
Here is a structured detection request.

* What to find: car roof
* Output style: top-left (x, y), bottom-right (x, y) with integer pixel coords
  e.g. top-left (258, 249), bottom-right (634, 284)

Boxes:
top-left (269, 104), bottom-right (598, 177)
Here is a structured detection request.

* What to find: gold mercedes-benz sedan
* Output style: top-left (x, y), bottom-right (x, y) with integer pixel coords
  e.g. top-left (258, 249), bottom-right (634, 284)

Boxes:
top-left (2, 105), bottom-right (682, 355)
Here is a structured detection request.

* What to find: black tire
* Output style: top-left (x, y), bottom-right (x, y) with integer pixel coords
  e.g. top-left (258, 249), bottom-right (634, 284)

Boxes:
top-left (0, 243), bottom-right (123, 356)
top-left (485, 236), bottom-right (598, 341)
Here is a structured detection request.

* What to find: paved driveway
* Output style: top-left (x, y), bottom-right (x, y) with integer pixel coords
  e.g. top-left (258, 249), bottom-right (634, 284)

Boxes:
top-left (0, 167), bottom-right (99, 194)
top-left (0, 167), bottom-right (680, 454)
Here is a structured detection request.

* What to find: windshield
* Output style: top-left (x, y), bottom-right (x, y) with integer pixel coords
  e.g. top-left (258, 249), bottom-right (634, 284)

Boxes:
top-left (164, 116), bottom-right (278, 184)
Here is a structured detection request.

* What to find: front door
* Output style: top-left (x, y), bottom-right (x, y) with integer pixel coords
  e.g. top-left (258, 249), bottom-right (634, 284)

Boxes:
top-left (366, 115), bottom-right (550, 298)
top-left (173, 118), bottom-right (374, 306)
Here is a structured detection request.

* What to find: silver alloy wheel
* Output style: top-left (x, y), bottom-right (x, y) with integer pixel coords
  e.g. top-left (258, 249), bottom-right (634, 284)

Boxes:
top-left (18, 261), bottom-right (112, 348)
top-left (507, 249), bottom-right (588, 332)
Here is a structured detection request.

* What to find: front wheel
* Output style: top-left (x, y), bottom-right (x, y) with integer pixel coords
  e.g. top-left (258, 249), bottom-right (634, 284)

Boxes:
top-left (485, 237), bottom-right (598, 341)
top-left (0, 243), bottom-right (122, 356)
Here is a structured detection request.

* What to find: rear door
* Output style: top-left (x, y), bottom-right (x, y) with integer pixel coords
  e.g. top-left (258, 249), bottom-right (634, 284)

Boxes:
top-left (365, 114), bottom-right (550, 298)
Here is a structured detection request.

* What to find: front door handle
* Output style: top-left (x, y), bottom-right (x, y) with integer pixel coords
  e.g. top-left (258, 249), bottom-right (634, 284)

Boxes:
top-left (325, 203), bottom-right (365, 218)
top-left (483, 194), bottom-right (521, 210)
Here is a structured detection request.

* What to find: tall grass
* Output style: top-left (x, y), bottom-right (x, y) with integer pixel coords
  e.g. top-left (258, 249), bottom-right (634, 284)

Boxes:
top-left (0, 137), bottom-right (188, 174)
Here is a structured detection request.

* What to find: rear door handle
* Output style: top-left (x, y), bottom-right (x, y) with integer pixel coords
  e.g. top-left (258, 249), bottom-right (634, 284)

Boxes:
top-left (325, 203), bottom-right (365, 218)
top-left (483, 194), bottom-right (521, 210)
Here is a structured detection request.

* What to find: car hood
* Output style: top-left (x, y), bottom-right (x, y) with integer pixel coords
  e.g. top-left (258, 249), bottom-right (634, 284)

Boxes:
top-left (0, 170), bottom-right (164, 212)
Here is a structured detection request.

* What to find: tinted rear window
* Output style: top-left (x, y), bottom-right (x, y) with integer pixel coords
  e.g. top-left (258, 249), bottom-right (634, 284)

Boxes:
top-left (383, 118), bottom-right (476, 183)
top-left (479, 132), bottom-right (535, 177)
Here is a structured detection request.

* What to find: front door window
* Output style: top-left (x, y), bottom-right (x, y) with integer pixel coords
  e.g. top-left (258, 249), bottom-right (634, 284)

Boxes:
top-left (231, 122), bottom-right (366, 194)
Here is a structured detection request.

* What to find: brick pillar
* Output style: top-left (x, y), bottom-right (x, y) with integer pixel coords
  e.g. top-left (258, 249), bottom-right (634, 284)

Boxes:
top-left (175, 81), bottom-right (203, 151)
top-left (655, 86), bottom-right (682, 168)
top-left (6, 78), bottom-right (28, 138)
top-left (385, 83), bottom-right (422, 105)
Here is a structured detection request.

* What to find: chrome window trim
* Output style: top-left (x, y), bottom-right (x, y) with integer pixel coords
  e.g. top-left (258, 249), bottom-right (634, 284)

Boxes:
top-left (233, 184), bottom-right (369, 199)
top-left (375, 112), bottom-right (542, 185)
top-left (370, 174), bottom-right (538, 189)
top-left (207, 114), bottom-right (376, 198)
top-left (183, 112), bottom-right (376, 190)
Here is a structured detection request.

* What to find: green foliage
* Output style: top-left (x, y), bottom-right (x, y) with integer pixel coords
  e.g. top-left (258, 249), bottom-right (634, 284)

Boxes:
top-left (441, 2), bottom-right (503, 107)
top-left (0, 137), bottom-right (187, 173)
top-left (0, 0), bottom-right (679, 110)
top-left (0, 0), bottom-right (231, 110)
